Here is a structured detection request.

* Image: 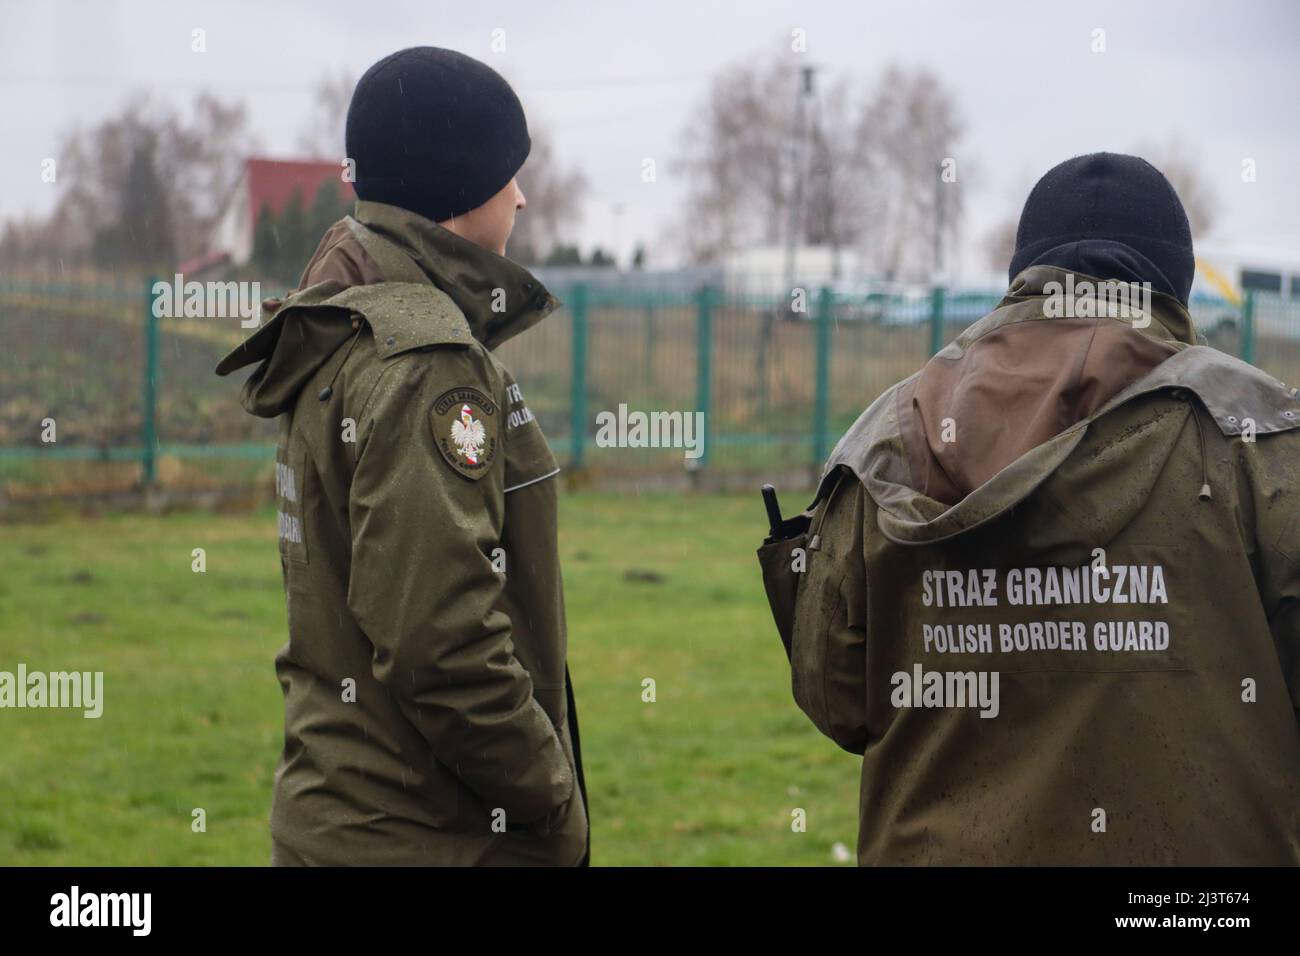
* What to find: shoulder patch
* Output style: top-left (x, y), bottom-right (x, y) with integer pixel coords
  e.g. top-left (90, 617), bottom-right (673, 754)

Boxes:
top-left (432, 387), bottom-right (500, 479)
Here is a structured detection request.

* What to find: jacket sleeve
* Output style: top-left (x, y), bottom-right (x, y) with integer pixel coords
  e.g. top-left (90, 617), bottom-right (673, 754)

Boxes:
top-left (345, 351), bottom-right (574, 826)
top-left (789, 476), bottom-right (870, 754)
top-left (1242, 434), bottom-right (1300, 730)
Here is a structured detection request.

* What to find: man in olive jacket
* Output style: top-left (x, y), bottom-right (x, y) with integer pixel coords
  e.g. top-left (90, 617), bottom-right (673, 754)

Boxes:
top-left (217, 47), bottom-right (587, 866)
top-left (762, 153), bottom-right (1300, 865)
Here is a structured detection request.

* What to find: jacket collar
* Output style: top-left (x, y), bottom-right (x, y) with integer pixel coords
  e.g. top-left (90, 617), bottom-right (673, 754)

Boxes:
top-left (351, 200), bottom-right (559, 351)
top-left (1000, 263), bottom-right (1198, 347)
top-left (817, 266), bottom-right (1300, 545)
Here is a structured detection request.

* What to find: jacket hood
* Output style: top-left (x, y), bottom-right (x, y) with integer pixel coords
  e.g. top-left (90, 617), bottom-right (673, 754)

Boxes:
top-left (819, 264), bottom-right (1300, 545)
top-left (215, 200), bottom-right (558, 418)
top-left (900, 264), bottom-right (1193, 507)
top-left (215, 280), bottom-right (358, 418)
top-left (1007, 152), bottom-right (1196, 305)
top-left (1020, 237), bottom-right (1185, 307)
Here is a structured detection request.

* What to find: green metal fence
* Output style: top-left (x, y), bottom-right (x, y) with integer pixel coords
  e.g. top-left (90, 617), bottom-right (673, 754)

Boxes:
top-left (0, 274), bottom-right (1294, 496)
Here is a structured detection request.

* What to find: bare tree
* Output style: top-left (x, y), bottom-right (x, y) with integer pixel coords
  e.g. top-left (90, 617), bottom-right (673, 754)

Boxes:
top-left (676, 55), bottom-right (965, 278)
top-left (983, 217), bottom-right (1019, 275)
top-left (1, 92), bottom-right (252, 268)
top-left (857, 65), bottom-right (965, 282)
top-left (676, 60), bottom-right (800, 261)
top-left (1132, 138), bottom-right (1219, 238)
top-left (506, 124), bottom-right (588, 264)
top-left (804, 77), bottom-right (871, 259)
top-left (297, 70), bottom-right (355, 159)
top-left (162, 93), bottom-right (253, 256)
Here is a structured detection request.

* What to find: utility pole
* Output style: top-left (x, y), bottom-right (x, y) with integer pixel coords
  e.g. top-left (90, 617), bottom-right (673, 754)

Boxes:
top-left (933, 159), bottom-right (945, 281)
top-left (764, 65), bottom-right (817, 423)
top-left (782, 65), bottom-right (816, 300)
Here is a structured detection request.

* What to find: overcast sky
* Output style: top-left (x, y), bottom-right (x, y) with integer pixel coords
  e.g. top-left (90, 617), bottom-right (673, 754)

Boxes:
top-left (2, 0), bottom-right (1297, 278)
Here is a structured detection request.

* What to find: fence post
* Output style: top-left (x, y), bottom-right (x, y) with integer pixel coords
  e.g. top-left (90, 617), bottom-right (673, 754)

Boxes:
top-left (928, 285), bottom-right (946, 356)
top-left (569, 283), bottom-right (588, 468)
top-left (142, 276), bottom-right (160, 485)
top-left (1240, 290), bottom-right (1256, 366)
top-left (695, 286), bottom-right (714, 468)
top-left (643, 300), bottom-right (656, 388)
top-left (813, 285), bottom-right (833, 466)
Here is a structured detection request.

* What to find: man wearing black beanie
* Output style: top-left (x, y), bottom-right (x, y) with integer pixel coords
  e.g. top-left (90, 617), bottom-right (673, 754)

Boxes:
top-left (346, 46), bottom-right (533, 250)
top-left (764, 151), bottom-right (1300, 866)
top-left (217, 47), bottom-right (589, 867)
top-left (1007, 152), bottom-right (1196, 307)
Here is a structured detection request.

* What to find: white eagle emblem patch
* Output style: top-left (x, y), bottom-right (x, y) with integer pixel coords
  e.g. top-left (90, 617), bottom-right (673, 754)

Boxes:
top-left (432, 386), bottom-right (499, 479)
top-left (450, 404), bottom-right (487, 465)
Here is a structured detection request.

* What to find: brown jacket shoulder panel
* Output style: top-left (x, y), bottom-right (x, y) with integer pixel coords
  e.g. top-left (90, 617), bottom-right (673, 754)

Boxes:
top-left (298, 219), bottom-right (384, 289)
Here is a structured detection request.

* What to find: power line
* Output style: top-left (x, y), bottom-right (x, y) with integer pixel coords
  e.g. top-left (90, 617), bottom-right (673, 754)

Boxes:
top-left (0, 68), bottom-right (714, 95)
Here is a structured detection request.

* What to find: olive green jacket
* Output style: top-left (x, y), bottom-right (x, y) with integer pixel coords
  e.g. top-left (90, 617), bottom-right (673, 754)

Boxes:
top-left (761, 266), bottom-right (1300, 865)
top-left (217, 201), bottom-right (587, 865)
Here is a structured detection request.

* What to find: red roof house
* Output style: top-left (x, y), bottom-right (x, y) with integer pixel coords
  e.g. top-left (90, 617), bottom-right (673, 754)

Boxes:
top-left (211, 157), bottom-right (355, 264)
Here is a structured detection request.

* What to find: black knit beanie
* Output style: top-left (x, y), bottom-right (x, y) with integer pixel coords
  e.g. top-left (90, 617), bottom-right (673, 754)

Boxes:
top-left (346, 47), bottom-right (530, 223)
top-left (1008, 152), bottom-right (1195, 306)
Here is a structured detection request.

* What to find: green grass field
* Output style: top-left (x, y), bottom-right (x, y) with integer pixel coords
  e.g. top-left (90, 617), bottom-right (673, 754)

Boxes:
top-left (0, 493), bottom-right (861, 866)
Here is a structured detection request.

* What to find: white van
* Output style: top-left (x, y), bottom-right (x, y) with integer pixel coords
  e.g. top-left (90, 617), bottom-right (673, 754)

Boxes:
top-left (1192, 245), bottom-right (1300, 337)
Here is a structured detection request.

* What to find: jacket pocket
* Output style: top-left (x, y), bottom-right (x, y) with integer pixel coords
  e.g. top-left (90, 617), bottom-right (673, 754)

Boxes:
top-left (789, 553), bottom-right (849, 735)
top-left (450, 688), bottom-right (573, 837)
top-left (757, 525), bottom-right (811, 660)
